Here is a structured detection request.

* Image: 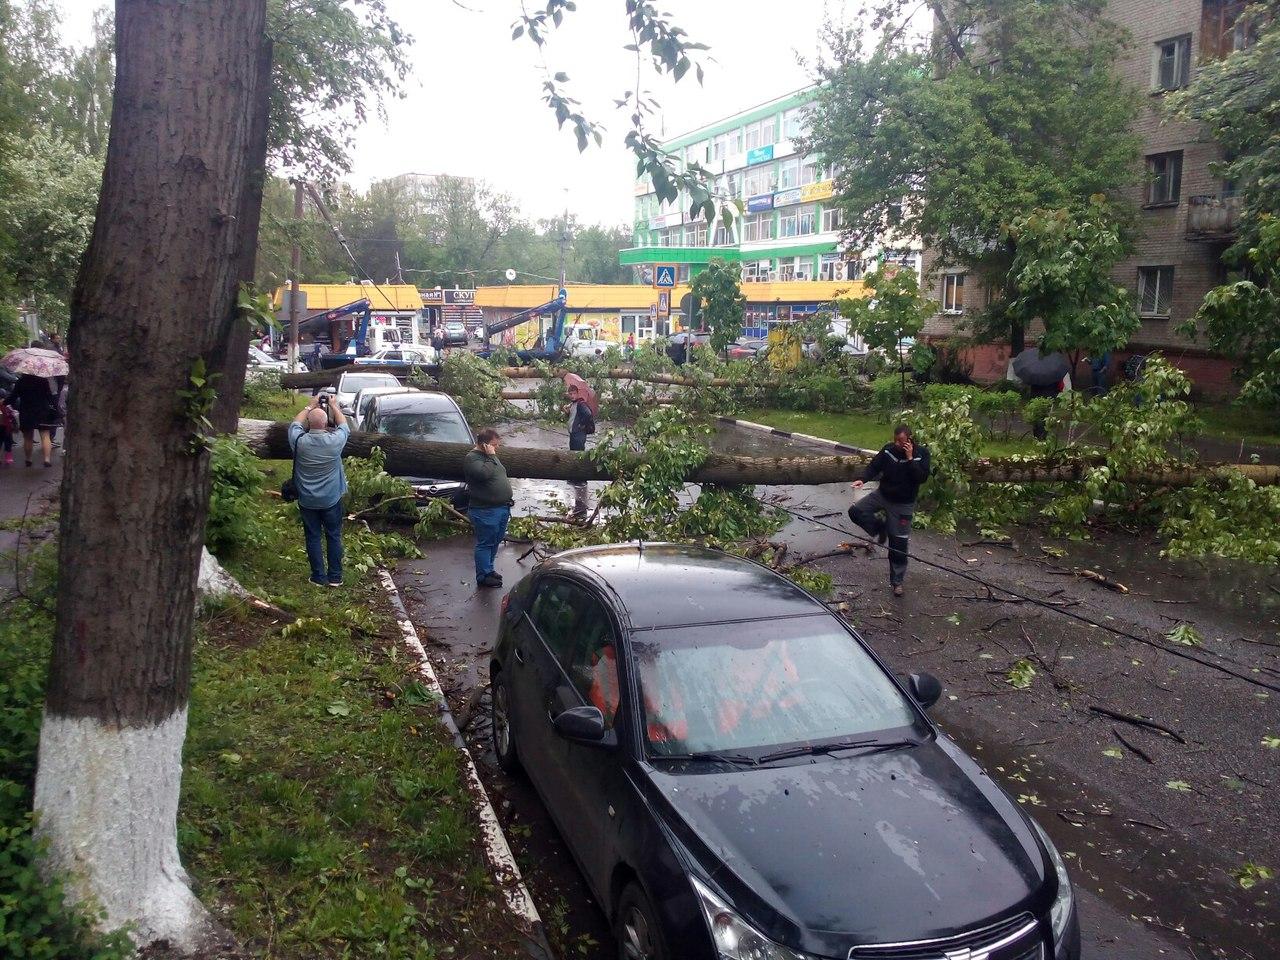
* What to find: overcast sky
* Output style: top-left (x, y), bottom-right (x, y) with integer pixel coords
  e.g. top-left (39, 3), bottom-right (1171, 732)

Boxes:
top-left (51, 0), bottom-right (859, 225)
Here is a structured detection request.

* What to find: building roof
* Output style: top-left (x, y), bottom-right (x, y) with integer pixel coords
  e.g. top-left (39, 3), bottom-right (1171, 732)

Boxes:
top-left (662, 85), bottom-right (822, 151)
top-left (272, 283), bottom-right (424, 312)
top-left (474, 284), bottom-right (693, 311)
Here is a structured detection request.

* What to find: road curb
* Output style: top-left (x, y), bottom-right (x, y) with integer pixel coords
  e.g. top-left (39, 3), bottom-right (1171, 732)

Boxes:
top-left (715, 415), bottom-right (875, 456)
top-left (377, 569), bottom-right (552, 960)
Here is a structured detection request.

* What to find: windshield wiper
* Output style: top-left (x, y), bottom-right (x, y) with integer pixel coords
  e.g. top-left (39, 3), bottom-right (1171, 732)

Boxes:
top-left (659, 750), bottom-right (759, 766)
top-left (756, 737), bottom-right (917, 765)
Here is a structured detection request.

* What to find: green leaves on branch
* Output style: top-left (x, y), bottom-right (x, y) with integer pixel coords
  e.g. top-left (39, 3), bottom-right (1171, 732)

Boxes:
top-left (690, 259), bottom-right (746, 353)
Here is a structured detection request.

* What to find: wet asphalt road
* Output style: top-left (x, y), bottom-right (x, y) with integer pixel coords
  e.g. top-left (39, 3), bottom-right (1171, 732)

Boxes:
top-left (391, 420), bottom-right (1280, 960)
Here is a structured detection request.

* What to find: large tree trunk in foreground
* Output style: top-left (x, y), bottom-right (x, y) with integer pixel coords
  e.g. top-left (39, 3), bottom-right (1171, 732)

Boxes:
top-left (236, 419), bottom-right (1280, 487)
top-left (37, 2), bottom-right (270, 951)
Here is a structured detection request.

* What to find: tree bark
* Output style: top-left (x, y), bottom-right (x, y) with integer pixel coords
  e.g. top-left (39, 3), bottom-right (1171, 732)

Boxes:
top-left (37, 2), bottom-right (271, 951)
top-left (235, 419), bottom-right (1280, 488)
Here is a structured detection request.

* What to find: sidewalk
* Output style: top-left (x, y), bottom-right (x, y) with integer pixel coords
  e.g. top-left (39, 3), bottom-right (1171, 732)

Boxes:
top-left (0, 453), bottom-right (63, 593)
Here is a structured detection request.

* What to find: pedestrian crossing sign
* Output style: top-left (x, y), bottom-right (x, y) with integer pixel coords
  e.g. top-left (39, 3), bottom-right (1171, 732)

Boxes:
top-left (654, 265), bottom-right (676, 288)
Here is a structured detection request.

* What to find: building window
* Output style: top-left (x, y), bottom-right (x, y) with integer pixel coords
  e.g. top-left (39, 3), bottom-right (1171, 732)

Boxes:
top-left (778, 158), bottom-right (801, 190)
top-left (688, 223), bottom-right (708, 247)
top-left (711, 134), bottom-right (727, 162)
top-left (742, 259), bottom-right (773, 282)
top-left (726, 172), bottom-right (742, 199)
top-left (1153, 36), bottom-right (1191, 91)
top-left (819, 253), bottom-right (845, 281)
top-left (712, 223), bottom-right (735, 246)
top-left (1138, 266), bottom-right (1174, 317)
top-left (744, 116), bottom-right (776, 151)
top-left (677, 264), bottom-right (691, 282)
top-left (729, 127), bottom-right (744, 154)
top-left (778, 257), bottom-right (811, 281)
top-left (1146, 151), bottom-right (1184, 205)
top-left (800, 156), bottom-right (821, 186)
top-left (942, 273), bottom-right (966, 314)
top-left (781, 107), bottom-right (809, 140)
top-left (742, 211), bottom-right (774, 243)
top-left (822, 206), bottom-right (844, 233)
top-left (1201, 0), bottom-right (1251, 60)
top-left (744, 167), bottom-right (775, 197)
top-left (779, 204), bottom-right (816, 238)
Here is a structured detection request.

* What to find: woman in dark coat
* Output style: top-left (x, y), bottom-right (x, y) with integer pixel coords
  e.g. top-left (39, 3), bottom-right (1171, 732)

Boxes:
top-left (11, 373), bottom-right (63, 467)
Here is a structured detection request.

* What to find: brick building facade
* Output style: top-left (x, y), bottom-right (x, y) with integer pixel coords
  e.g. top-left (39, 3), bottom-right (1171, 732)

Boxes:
top-left (923, 0), bottom-right (1247, 394)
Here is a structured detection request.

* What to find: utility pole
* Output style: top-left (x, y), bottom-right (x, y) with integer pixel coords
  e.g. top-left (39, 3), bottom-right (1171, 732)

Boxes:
top-left (557, 200), bottom-right (570, 289)
top-left (288, 180), bottom-right (304, 373)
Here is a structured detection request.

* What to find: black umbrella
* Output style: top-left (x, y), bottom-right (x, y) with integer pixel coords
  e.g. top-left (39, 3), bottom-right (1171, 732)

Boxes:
top-left (1012, 347), bottom-right (1070, 388)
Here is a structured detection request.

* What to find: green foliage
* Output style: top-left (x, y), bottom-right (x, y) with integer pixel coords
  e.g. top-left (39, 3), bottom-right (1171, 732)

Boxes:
top-left (900, 390), bottom-right (984, 532)
top-left (177, 357), bottom-right (220, 454)
top-left (1165, 623), bottom-right (1203, 647)
top-left (1160, 471), bottom-right (1280, 566)
top-left (343, 446), bottom-right (419, 521)
top-left (436, 350), bottom-right (511, 426)
top-left (1006, 201), bottom-right (1141, 360)
top-left (690, 258), bottom-right (746, 353)
top-left (1168, 1), bottom-right (1280, 254)
top-left (838, 270), bottom-right (933, 395)
top-left (766, 358), bottom-right (869, 413)
top-left (0, 597), bottom-right (135, 959)
top-left (1177, 217), bottom-right (1280, 408)
top-left (808, 0), bottom-right (1140, 338)
top-left (1007, 659), bottom-right (1037, 689)
top-left (207, 436), bottom-right (267, 556)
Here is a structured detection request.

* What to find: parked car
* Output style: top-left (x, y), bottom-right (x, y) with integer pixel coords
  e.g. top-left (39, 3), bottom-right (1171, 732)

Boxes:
top-left (726, 337), bottom-right (766, 360)
top-left (331, 371), bottom-right (402, 415)
top-left (441, 321), bottom-right (469, 347)
top-left (355, 346), bottom-right (438, 366)
top-left (350, 385), bottom-right (419, 431)
top-left (246, 345), bottom-right (288, 378)
top-left (490, 543), bottom-right (1079, 960)
top-left (365, 391), bottom-right (473, 498)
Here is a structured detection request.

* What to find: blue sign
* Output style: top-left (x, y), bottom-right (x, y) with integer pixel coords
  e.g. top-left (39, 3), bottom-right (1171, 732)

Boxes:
top-left (654, 265), bottom-right (677, 288)
top-left (746, 194), bottom-right (774, 213)
top-left (746, 144), bottom-right (774, 166)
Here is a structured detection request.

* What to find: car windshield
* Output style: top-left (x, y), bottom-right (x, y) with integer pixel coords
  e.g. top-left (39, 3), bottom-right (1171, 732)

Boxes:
top-left (358, 391), bottom-right (395, 418)
top-left (631, 616), bottom-right (920, 757)
top-left (341, 374), bottom-right (399, 393)
top-left (375, 411), bottom-right (471, 444)
top-left (248, 346), bottom-right (273, 363)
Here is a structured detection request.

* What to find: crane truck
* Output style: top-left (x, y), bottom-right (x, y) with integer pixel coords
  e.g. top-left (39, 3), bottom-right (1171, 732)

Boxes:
top-left (479, 288), bottom-right (607, 362)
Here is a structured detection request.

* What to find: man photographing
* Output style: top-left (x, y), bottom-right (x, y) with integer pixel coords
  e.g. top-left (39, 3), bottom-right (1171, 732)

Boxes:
top-left (848, 424), bottom-right (930, 597)
top-left (288, 394), bottom-right (350, 586)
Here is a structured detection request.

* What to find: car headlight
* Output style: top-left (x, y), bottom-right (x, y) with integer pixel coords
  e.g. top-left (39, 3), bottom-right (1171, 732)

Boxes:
top-left (1031, 819), bottom-right (1073, 945)
top-left (691, 876), bottom-right (812, 960)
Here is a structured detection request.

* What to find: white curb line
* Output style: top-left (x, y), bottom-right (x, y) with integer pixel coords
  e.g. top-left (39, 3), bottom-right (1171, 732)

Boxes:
top-left (377, 569), bottom-right (549, 952)
top-left (716, 415), bottom-right (876, 456)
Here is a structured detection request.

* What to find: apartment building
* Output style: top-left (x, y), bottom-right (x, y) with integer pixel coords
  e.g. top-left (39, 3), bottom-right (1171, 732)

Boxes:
top-left (923, 0), bottom-right (1249, 391)
top-left (621, 87), bottom-right (920, 333)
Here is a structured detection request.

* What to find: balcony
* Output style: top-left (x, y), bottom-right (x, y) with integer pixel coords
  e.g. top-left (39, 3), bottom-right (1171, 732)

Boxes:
top-left (1186, 194), bottom-right (1240, 242)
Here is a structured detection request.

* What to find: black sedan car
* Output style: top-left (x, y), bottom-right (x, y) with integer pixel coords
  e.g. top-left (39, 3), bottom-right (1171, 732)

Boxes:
top-left (365, 391), bottom-right (473, 498)
top-left (491, 543), bottom-right (1079, 960)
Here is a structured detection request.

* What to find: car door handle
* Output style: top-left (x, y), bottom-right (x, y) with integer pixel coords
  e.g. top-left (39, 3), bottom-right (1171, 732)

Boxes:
top-left (513, 646), bottom-right (525, 665)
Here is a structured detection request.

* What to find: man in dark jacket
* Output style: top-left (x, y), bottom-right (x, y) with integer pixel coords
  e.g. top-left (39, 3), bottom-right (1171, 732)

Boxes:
top-left (848, 424), bottom-right (930, 597)
top-left (463, 428), bottom-right (514, 588)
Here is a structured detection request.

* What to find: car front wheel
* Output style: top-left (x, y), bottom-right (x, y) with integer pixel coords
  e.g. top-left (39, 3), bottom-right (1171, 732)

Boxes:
top-left (615, 883), bottom-right (669, 960)
top-left (491, 671), bottom-right (521, 774)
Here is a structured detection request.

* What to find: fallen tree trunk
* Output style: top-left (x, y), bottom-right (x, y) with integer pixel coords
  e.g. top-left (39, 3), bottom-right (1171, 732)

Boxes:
top-left (281, 364), bottom-right (740, 391)
top-left (236, 419), bottom-right (1280, 487)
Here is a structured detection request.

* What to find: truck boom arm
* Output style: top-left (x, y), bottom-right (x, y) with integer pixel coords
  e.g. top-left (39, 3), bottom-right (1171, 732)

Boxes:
top-left (483, 289), bottom-right (567, 339)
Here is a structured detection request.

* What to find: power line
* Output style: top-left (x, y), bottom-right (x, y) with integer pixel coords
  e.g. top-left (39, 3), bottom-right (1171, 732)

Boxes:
top-left (302, 184), bottom-right (402, 311)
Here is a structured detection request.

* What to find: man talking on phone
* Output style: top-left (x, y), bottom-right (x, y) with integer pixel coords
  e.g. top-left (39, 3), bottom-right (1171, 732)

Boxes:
top-left (289, 394), bottom-right (350, 587)
top-left (848, 424), bottom-right (930, 597)
top-left (463, 428), bottom-right (514, 589)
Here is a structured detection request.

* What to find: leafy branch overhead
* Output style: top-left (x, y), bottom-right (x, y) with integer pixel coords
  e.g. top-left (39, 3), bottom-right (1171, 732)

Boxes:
top-left (511, 0), bottom-right (736, 228)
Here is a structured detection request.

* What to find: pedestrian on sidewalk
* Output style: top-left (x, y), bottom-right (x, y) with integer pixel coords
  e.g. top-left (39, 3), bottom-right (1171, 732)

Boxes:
top-left (564, 375), bottom-right (597, 519)
top-left (0, 394), bottom-right (16, 466)
top-left (11, 373), bottom-right (63, 467)
top-left (464, 428), bottom-right (513, 589)
top-left (288, 395), bottom-right (350, 587)
top-left (848, 424), bottom-right (930, 598)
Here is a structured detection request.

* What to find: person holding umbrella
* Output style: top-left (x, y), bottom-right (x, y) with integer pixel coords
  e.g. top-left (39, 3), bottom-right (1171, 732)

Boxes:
top-left (1010, 345), bottom-right (1070, 440)
top-left (563, 373), bottom-right (598, 519)
top-left (1, 344), bottom-right (69, 468)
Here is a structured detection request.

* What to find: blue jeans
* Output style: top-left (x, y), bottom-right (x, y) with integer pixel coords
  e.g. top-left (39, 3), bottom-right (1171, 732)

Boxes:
top-left (299, 500), bottom-right (344, 583)
top-left (469, 504), bottom-right (511, 582)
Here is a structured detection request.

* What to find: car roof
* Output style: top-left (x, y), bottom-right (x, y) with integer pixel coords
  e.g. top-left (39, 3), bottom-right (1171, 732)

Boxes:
top-left (340, 371), bottom-right (400, 383)
top-left (355, 385), bottom-right (416, 400)
top-left (543, 542), bottom-right (824, 630)
top-left (371, 391), bottom-right (466, 417)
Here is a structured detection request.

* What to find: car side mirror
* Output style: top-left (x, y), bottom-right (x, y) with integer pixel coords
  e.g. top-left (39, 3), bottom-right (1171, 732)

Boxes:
top-left (553, 705), bottom-right (607, 744)
top-left (908, 672), bottom-right (943, 710)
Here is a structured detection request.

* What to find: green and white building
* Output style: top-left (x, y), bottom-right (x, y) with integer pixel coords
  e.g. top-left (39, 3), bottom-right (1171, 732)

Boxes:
top-left (621, 86), bottom-right (921, 295)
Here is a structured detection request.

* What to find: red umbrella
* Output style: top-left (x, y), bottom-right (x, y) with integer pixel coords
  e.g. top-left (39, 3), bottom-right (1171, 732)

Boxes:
top-left (563, 373), bottom-right (598, 417)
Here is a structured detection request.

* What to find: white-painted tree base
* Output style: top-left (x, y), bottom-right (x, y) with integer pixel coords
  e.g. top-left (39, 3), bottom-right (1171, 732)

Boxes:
top-left (196, 545), bottom-right (248, 606)
top-left (33, 708), bottom-right (221, 951)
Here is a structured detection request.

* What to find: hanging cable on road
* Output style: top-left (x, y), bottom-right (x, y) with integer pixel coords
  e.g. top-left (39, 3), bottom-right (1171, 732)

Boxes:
top-left (755, 495), bottom-right (1280, 695)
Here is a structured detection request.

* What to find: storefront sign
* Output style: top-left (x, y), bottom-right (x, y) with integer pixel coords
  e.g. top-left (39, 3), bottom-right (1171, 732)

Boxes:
top-left (634, 179), bottom-right (651, 196)
top-left (772, 187), bottom-right (802, 208)
top-left (746, 144), bottom-right (774, 166)
top-left (746, 194), bottom-right (774, 213)
top-left (422, 289), bottom-right (444, 304)
top-left (648, 211), bottom-right (683, 230)
top-left (444, 289), bottom-right (475, 305)
top-left (801, 179), bottom-right (834, 202)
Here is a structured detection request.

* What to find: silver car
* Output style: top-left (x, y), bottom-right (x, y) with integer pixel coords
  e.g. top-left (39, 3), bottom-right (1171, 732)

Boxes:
top-left (365, 392), bottom-right (473, 498)
top-left (350, 385), bottom-right (419, 431)
top-left (332, 371), bottom-right (402, 415)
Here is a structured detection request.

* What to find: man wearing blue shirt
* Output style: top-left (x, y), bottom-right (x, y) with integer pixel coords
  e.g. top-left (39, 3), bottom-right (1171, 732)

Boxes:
top-left (288, 396), bottom-right (351, 586)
